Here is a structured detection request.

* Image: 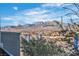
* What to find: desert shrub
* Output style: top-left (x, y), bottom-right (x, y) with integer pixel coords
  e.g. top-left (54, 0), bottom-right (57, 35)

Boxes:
top-left (22, 38), bottom-right (67, 56)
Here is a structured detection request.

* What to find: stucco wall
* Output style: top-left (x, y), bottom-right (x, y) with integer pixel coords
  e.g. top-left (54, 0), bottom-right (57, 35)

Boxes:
top-left (0, 31), bottom-right (20, 56)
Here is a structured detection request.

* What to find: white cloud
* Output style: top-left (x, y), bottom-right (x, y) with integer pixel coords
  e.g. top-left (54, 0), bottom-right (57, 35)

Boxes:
top-left (42, 3), bottom-right (64, 7)
top-left (1, 17), bottom-right (14, 20)
top-left (1, 22), bottom-right (19, 26)
top-left (23, 8), bottom-right (48, 16)
top-left (13, 6), bottom-right (18, 11)
top-left (42, 3), bottom-right (73, 9)
top-left (26, 11), bottom-right (39, 15)
top-left (25, 10), bottom-right (47, 15)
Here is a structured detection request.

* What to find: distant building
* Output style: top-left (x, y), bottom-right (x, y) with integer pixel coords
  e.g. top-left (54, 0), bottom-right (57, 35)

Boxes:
top-left (0, 31), bottom-right (20, 56)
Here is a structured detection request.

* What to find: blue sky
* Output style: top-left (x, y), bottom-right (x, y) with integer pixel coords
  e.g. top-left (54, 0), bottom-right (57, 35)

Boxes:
top-left (0, 3), bottom-right (79, 27)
